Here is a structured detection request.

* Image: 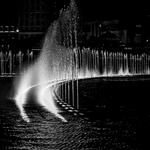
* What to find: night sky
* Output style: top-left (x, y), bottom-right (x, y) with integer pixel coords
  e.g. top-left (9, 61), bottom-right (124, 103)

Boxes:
top-left (79, 1), bottom-right (149, 21)
top-left (0, 0), bottom-right (149, 25)
top-left (0, 0), bottom-right (18, 25)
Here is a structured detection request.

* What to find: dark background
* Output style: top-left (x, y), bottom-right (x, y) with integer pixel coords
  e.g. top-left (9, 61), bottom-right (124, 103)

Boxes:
top-left (1, 0), bottom-right (150, 49)
top-left (0, 0), bottom-right (150, 24)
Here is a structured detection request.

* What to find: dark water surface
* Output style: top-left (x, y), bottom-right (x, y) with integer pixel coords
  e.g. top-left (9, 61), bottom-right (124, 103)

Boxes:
top-left (0, 77), bottom-right (149, 149)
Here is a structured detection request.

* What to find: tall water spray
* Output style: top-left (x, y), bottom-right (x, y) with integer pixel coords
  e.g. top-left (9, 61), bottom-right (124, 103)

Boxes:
top-left (12, 0), bottom-right (150, 122)
top-left (13, 0), bottom-right (81, 122)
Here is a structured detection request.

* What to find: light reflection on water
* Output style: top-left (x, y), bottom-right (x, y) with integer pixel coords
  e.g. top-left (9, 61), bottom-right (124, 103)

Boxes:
top-left (0, 98), bottom-right (137, 150)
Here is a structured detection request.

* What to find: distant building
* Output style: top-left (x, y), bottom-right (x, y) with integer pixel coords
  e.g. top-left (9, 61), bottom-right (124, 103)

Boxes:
top-left (0, 26), bottom-right (18, 51)
top-left (17, 0), bottom-right (55, 49)
top-left (82, 19), bottom-right (144, 47)
top-left (0, 0), bottom-right (58, 51)
top-left (82, 21), bottom-right (101, 38)
top-left (82, 20), bottom-right (121, 47)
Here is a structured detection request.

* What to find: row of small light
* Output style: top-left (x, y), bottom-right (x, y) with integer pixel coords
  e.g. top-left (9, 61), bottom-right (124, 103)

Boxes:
top-left (0, 26), bottom-right (19, 33)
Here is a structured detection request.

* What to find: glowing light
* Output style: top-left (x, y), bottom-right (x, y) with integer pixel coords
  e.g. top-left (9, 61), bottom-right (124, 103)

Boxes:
top-left (16, 29), bottom-right (19, 32)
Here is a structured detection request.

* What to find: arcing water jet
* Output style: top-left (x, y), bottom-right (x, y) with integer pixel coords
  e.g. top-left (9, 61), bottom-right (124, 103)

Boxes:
top-left (13, 0), bottom-right (80, 122)
top-left (13, 0), bottom-right (150, 122)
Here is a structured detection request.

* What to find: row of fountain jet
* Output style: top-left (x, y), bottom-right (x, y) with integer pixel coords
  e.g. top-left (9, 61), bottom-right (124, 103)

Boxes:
top-left (0, 50), bottom-right (35, 76)
top-left (54, 48), bottom-right (150, 110)
top-left (1, 48), bottom-right (150, 77)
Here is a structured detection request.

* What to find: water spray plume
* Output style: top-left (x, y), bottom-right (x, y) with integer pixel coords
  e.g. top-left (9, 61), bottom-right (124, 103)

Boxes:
top-left (13, 0), bottom-right (80, 122)
top-left (13, 0), bottom-right (150, 123)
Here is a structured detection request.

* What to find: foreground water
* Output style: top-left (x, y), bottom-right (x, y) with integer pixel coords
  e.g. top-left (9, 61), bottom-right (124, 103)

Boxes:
top-left (0, 77), bottom-right (149, 149)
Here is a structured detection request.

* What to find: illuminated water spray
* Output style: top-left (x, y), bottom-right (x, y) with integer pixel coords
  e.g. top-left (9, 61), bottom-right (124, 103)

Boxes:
top-left (13, 0), bottom-right (150, 122)
top-left (14, 0), bottom-right (80, 122)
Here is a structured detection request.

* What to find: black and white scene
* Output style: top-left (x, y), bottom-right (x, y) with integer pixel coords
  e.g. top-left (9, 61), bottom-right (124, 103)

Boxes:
top-left (0, 0), bottom-right (150, 149)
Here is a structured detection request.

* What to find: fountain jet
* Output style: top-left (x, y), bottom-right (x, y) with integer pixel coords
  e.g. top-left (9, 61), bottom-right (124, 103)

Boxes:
top-left (13, 0), bottom-right (80, 122)
top-left (12, 0), bottom-right (150, 122)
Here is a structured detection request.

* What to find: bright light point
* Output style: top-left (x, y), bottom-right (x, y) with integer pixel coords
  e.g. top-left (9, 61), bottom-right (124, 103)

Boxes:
top-left (16, 29), bottom-right (19, 32)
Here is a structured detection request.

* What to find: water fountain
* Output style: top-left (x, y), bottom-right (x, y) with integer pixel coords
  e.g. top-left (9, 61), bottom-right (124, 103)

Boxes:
top-left (0, 48), bottom-right (149, 77)
top-left (4, 0), bottom-right (150, 122)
